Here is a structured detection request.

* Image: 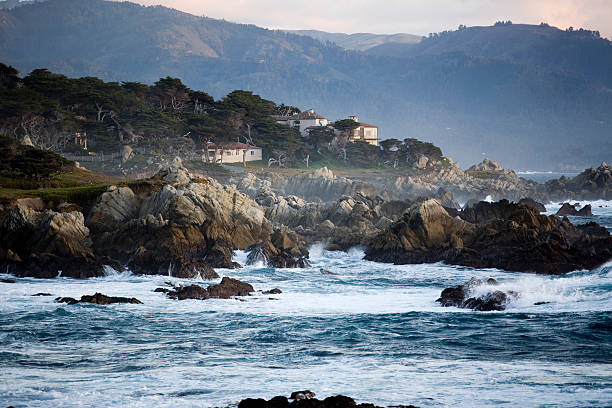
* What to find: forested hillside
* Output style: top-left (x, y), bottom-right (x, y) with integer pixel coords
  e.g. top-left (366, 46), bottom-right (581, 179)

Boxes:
top-left (1, 0), bottom-right (611, 170)
top-left (1, 63), bottom-right (446, 170)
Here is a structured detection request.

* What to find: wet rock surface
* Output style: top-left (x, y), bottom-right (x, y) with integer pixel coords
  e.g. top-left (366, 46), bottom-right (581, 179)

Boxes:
top-left (0, 204), bottom-right (104, 278)
top-left (556, 202), bottom-right (592, 217)
top-left (246, 227), bottom-right (310, 268)
top-left (365, 199), bottom-right (612, 274)
top-left (55, 293), bottom-right (143, 305)
top-left (162, 277), bottom-right (254, 300)
top-left (237, 391), bottom-right (418, 408)
top-left (436, 278), bottom-right (518, 311)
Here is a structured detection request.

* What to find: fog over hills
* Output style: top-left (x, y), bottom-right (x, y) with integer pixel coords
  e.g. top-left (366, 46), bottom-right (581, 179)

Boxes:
top-left (1, 0), bottom-right (611, 170)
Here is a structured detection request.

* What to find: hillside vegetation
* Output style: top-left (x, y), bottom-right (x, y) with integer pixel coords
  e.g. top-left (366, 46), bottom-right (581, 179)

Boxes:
top-left (1, 0), bottom-right (611, 169)
top-left (0, 64), bottom-right (449, 171)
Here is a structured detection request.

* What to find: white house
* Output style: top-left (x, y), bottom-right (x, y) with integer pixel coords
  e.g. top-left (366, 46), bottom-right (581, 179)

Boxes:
top-left (273, 109), bottom-right (329, 135)
top-left (346, 115), bottom-right (378, 146)
top-left (207, 142), bottom-right (262, 164)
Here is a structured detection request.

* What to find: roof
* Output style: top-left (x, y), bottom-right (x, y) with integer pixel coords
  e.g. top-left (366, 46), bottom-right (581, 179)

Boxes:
top-left (358, 122), bottom-right (378, 128)
top-left (208, 142), bottom-right (260, 150)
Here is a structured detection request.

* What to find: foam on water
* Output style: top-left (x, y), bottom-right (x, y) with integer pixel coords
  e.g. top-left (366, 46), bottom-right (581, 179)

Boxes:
top-left (1, 205), bottom-right (611, 407)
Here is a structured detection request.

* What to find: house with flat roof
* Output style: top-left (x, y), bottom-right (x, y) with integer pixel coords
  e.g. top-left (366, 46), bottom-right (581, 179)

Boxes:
top-left (273, 109), bottom-right (329, 135)
top-left (346, 115), bottom-right (379, 146)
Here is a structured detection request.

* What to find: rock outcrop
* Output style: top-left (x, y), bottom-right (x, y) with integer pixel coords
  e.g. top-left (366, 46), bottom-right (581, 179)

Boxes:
top-left (555, 203), bottom-right (592, 217)
top-left (0, 204), bottom-right (104, 278)
top-left (544, 162), bottom-right (611, 200)
top-left (468, 158), bottom-right (503, 172)
top-left (89, 164), bottom-right (272, 274)
top-left (56, 293), bottom-right (143, 305)
top-left (246, 227), bottom-right (310, 268)
top-left (365, 199), bottom-right (612, 274)
top-left (436, 278), bottom-right (518, 311)
top-left (163, 277), bottom-right (254, 300)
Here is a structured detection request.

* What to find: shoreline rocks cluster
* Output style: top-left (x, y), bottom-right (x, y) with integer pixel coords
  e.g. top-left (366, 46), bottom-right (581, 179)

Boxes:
top-left (364, 199), bottom-right (612, 274)
top-left (0, 161), bottom-right (311, 279)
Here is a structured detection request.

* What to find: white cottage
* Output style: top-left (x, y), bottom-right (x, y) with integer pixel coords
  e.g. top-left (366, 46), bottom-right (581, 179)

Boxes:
top-left (207, 142), bottom-right (262, 164)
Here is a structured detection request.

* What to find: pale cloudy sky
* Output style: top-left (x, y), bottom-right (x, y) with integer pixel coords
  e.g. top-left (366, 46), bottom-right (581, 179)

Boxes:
top-left (126, 0), bottom-right (612, 38)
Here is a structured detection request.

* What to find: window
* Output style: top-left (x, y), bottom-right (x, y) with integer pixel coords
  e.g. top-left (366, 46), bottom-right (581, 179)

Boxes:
top-left (226, 151), bottom-right (232, 156)
top-left (250, 150), bottom-right (255, 155)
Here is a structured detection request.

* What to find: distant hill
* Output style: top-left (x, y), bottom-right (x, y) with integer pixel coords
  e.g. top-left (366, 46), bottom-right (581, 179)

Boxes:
top-left (0, 0), bottom-right (611, 171)
top-left (286, 30), bottom-right (422, 51)
top-left (364, 23), bottom-right (612, 88)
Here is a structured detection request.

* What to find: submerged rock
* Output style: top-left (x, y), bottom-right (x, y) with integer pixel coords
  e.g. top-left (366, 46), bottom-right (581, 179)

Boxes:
top-left (164, 277), bottom-right (254, 300)
top-left (55, 293), bottom-right (143, 305)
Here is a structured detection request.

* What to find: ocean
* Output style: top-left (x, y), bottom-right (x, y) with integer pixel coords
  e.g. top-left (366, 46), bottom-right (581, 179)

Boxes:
top-left (1, 202), bottom-right (611, 407)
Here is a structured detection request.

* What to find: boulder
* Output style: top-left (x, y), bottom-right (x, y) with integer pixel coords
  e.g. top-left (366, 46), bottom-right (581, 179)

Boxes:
top-left (436, 278), bottom-right (517, 311)
top-left (246, 227), bottom-right (310, 268)
top-left (164, 277), bottom-right (254, 300)
top-left (56, 293), bottom-right (142, 305)
top-left (556, 203), bottom-right (592, 217)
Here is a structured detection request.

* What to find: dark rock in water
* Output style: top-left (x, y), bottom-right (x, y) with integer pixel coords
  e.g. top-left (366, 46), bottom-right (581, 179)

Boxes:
top-left (153, 287), bottom-right (170, 293)
top-left (1, 278), bottom-right (15, 283)
top-left (365, 198), bottom-right (612, 274)
top-left (32, 293), bottom-right (52, 296)
top-left (291, 391), bottom-right (316, 400)
top-left (556, 202), bottom-right (592, 217)
top-left (556, 203), bottom-right (579, 216)
top-left (170, 259), bottom-right (219, 279)
top-left (247, 227), bottom-right (310, 268)
top-left (576, 204), bottom-right (592, 216)
top-left (166, 284), bottom-right (209, 300)
top-left (436, 278), bottom-right (517, 311)
top-left (237, 392), bottom-right (409, 408)
top-left (165, 277), bottom-right (254, 300)
top-left (534, 301), bottom-right (551, 305)
top-left (55, 296), bottom-right (79, 305)
top-left (55, 293), bottom-right (143, 305)
top-left (263, 288), bottom-right (282, 295)
top-left (207, 277), bottom-right (254, 299)
top-left (320, 268), bottom-right (335, 275)
top-left (518, 198), bottom-right (546, 213)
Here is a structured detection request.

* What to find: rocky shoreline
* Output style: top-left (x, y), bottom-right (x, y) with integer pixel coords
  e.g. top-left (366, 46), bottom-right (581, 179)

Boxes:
top-left (1, 159), bottom-right (611, 283)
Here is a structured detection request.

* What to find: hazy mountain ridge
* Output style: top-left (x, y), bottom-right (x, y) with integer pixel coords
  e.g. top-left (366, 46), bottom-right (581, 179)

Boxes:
top-left (1, 0), bottom-right (611, 170)
top-left (285, 29), bottom-right (422, 51)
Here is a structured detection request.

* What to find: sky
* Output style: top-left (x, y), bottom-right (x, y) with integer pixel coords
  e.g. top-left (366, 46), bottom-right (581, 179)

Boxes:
top-left (124, 0), bottom-right (612, 38)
